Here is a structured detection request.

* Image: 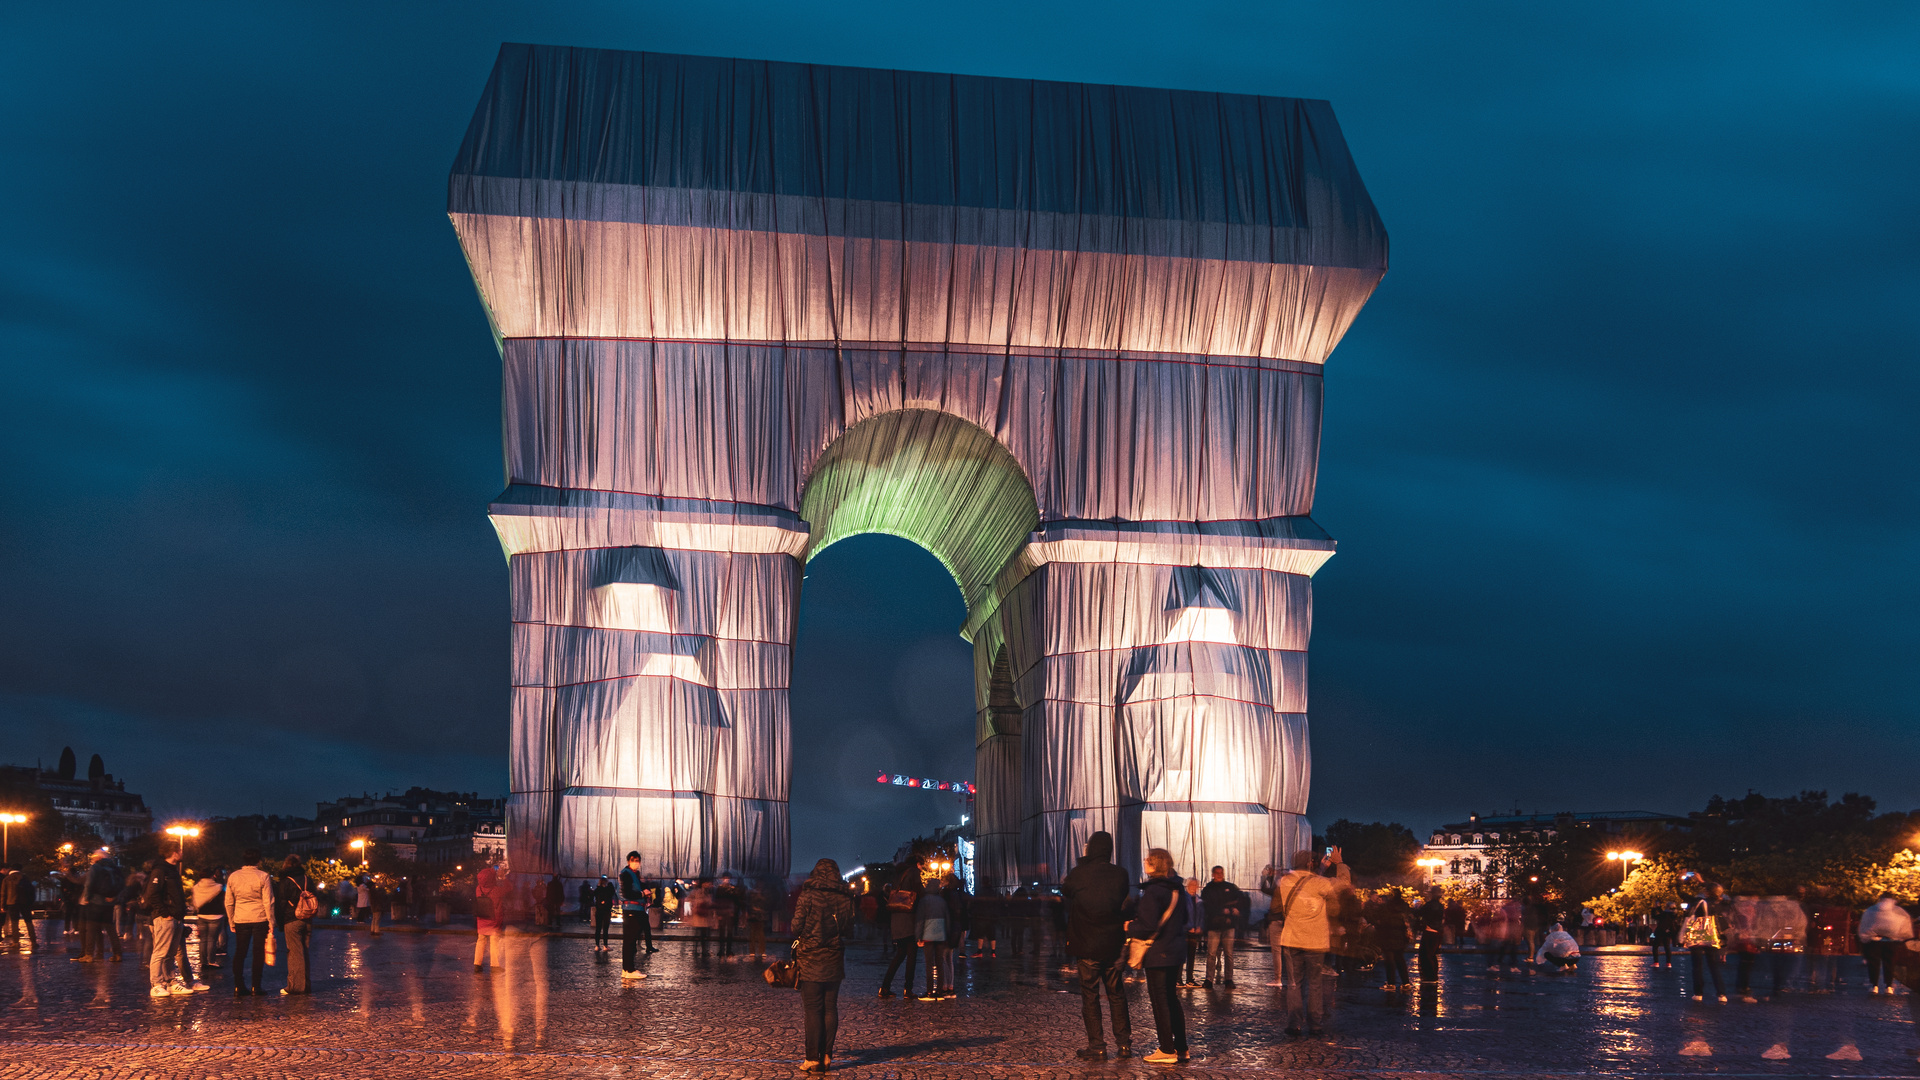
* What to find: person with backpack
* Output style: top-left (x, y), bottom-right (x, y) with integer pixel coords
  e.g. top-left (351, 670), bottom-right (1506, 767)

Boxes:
top-left (791, 857), bottom-right (857, 1072)
top-left (877, 875), bottom-right (921, 999)
top-left (275, 856), bottom-right (317, 994)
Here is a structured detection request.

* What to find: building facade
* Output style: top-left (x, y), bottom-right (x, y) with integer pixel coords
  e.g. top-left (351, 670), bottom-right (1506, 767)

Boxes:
top-left (1423, 810), bottom-right (1688, 895)
top-left (276, 788), bottom-right (506, 866)
top-left (1, 748), bottom-right (152, 844)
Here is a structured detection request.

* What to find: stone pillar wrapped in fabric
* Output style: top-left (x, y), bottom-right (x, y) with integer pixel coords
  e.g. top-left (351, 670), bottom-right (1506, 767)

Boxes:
top-left (450, 45), bottom-right (1387, 884)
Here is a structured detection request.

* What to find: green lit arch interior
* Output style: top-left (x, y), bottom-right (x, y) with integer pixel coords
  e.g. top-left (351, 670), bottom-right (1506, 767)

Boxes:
top-left (800, 410), bottom-right (1040, 620)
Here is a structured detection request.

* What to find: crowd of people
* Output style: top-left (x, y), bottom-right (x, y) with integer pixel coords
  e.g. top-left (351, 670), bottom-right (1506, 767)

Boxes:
top-left (6, 839), bottom-right (1916, 1069)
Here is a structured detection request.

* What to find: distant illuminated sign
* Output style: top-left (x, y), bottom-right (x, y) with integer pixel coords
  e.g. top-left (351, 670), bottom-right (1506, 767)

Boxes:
top-left (877, 771), bottom-right (975, 794)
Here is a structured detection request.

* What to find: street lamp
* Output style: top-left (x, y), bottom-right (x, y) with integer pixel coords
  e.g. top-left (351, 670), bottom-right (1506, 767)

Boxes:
top-left (164, 825), bottom-right (200, 857)
top-left (0, 813), bottom-right (26, 863)
top-left (1416, 857), bottom-right (1444, 885)
top-left (350, 838), bottom-right (370, 869)
top-left (1606, 850), bottom-right (1643, 885)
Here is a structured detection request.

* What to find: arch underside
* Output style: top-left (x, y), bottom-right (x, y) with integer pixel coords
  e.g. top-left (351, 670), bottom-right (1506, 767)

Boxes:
top-left (461, 45), bottom-right (1383, 887)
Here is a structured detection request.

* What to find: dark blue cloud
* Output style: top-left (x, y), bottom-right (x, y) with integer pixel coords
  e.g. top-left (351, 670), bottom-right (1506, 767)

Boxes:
top-left (1, 2), bottom-right (1914, 866)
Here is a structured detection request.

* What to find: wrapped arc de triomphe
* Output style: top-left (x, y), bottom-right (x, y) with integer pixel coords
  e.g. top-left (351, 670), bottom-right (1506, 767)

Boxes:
top-left (448, 44), bottom-right (1387, 890)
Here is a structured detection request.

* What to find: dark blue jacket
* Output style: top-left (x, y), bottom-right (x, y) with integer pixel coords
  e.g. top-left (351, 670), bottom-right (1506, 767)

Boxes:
top-left (1127, 875), bottom-right (1189, 968)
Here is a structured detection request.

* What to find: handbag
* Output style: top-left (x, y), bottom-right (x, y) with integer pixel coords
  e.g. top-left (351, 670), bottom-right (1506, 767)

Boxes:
top-left (1680, 900), bottom-right (1720, 949)
top-left (764, 950), bottom-right (800, 988)
top-left (1126, 884), bottom-right (1180, 969)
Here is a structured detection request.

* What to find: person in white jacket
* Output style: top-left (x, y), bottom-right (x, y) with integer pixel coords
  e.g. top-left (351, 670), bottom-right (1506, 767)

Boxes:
top-left (1535, 923), bottom-right (1581, 971)
top-left (1857, 893), bottom-right (1915, 994)
top-left (223, 850), bottom-right (280, 997)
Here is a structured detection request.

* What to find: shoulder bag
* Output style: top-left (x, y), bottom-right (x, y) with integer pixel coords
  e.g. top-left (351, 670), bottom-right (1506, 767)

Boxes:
top-left (1126, 885), bottom-right (1180, 969)
top-left (1680, 900), bottom-right (1720, 949)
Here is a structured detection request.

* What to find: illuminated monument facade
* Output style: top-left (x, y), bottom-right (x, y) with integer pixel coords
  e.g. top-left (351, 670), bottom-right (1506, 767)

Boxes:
top-left (449, 45), bottom-right (1387, 887)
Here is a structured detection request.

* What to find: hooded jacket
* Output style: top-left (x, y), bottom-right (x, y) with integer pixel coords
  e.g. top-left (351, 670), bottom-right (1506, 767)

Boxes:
top-left (791, 868), bottom-right (857, 983)
top-left (1859, 898), bottom-right (1915, 943)
top-left (1061, 833), bottom-right (1131, 962)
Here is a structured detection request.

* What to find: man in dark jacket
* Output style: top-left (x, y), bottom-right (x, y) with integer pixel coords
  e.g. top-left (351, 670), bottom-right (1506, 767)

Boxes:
top-left (1061, 831), bottom-right (1133, 1060)
top-left (144, 850), bottom-right (193, 995)
top-left (1199, 867), bottom-right (1246, 988)
top-left (76, 851), bottom-right (122, 962)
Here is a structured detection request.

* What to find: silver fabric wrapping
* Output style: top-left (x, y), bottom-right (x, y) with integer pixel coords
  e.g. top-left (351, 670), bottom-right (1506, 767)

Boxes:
top-left (455, 45), bottom-right (1383, 884)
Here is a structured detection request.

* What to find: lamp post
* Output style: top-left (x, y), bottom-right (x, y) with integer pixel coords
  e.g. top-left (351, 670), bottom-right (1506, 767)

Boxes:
top-left (1606, 850), bottom-right (1643, 885)
top-left (0, 813), bottom-right (26, 863)
top-left (350, 838), bottom-right (369, 869)
top-left (164, 825), bottom-right (200, 858)
top-left (1416, 857), bottom-right (1444, 886)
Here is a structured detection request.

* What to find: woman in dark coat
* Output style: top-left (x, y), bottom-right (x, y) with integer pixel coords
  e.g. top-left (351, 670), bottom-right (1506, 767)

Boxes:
top-left (791, 858), bottom-right (857, 1072)
top-left (1128, 848), bottom-right (1189, 1065)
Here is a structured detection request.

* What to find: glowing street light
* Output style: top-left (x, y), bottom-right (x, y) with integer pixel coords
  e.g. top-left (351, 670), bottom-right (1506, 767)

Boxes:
top-left (1606, 850), bottom-right (1644, 885)
top-left (164, 824), bottom-right (201, 856)
top-left (349, 838), bottom-right (370, 869)
top-left (1415, 857), bottom-right (1444, 885)
top-left (0, 813), bottom-right (26, 863)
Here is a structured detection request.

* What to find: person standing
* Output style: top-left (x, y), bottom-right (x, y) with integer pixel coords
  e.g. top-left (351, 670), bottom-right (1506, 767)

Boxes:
top-left (1061, 830), bottom-right (1133, 1061)
top-left (544, 874), bottom-right (565, 931)
top-left (224, 850), bottom-right (278, 996)
top-left (144, 850), bottom-right (195, 997)
top-left (747, 882), bottom-right (772, 963)
top-left (473, 862), bottom-right (503, 973)
top-left (1272, 850), bottom-right (1338, 1038)
top-left (878, 875), bottom-right (920, 999)
top-left (188, 868), bottom-right (225, 976)
top-left (1414, 887), bottom-right (1445, 982)
top-left (1858, 892), bottom-right (1915, 994)
top-left (1199, 867), bottom-right (1246, 989)
top-left (617, 851), bottom-right (650, 979)
top-left (1683, 880), bottom-right (1731, 1002)
top-left (591, 875), bottom-right (615, 953)
top-left (791, 858), bottom-right (856, 1072)
top-left (1369, 889), bottom-right (1413, 991)
top-left (579, 879), bottom-right (595, 925)
top-left (1650, 903), bottom-right (1679, 968)
top-left (914, 880), bottom-right (951, 1000)
top-left (942, 874), bottom-right (970, 974)
top-left (275, 856), bottom-right (315, 995)
top-left (1129, 848), bottom-right (1189, 1065)
top-left (2, 864), bottom-right (36, 952)
top-left (76, 851), bottom-right (122, 962)
top-left (1180, 878), bottom-right (1204, 988)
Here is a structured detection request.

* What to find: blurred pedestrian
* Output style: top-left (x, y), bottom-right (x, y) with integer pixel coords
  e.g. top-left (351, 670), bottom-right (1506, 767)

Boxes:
top-left (1273, 849), bottom-right (1338, 1037)
top-left (791, 858), bottom-right (856, 1072)
top-left (188, 866), bottom-right (224, 975)
top-left (1200, 866), bottom-right (1246, 989)
top-left (473, 862), bottom-right (503, 973)
top-left (76, 850), bottom-right (122, 963)
top-left (1859, 892), bottom-right (1915, 995)
top-left (1650, 904), bottom-right (1679, 968)
top-left (591, 875), bottom-right (614, 953)
top-left (1369, 889), bottom-right (1413, 991)
top-left (1179, 878), bottom-right (1203, 988)
top-left (1062, 830), bottom-right (1133, 1061)
top-left (2, 864), bottom-right (36, 952)
top-left (914, 878), bottom-right (951, 1000)
top-left (747, 881), bottom-right (772, 962)
top-left (1535, 922), bottom-right (1581, 971)
top-left (878, 875), bottom-right (920, 999)
top-left (1683, 880), bottom-right (1730, 1002)
top-left (1130, 848), bottom-right (1189, 1065)
top-left (1415, 886), bottom-right (1445, 982)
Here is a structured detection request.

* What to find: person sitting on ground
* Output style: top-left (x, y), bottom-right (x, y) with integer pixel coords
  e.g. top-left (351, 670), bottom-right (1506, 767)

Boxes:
top-left (1535, 922), bottom-right (1581, 971)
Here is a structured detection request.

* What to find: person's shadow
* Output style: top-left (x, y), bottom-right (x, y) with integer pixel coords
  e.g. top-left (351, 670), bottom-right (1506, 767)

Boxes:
top-left (849, 1035), bottom-right (1005, 1063)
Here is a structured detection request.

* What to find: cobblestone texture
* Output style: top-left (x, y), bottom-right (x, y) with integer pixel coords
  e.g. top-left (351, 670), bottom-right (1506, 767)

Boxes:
top-left (2, 930), bottom-right (1916, 1078)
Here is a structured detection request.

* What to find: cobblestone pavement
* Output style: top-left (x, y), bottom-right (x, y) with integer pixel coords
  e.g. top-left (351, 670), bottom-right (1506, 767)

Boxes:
top-left (1, 929), bottom-right (1916, 1079)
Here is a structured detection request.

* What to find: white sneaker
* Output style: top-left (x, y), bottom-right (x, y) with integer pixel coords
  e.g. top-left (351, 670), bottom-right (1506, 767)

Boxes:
top-left (621, 969), bottom-right (646, 979)
top-left (150, 984), bottom-right (172, 999)
top-left (169, 981), bottom-right (194, 996)
top-left (191, 982), bottom-right (211, 992)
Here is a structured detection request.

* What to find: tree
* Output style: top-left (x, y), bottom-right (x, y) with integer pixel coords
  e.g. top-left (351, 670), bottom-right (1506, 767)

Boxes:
top-left (1585, 856), bottom-right (1688, 923)
top-left (1319, 820), bottom-right (1420, 884)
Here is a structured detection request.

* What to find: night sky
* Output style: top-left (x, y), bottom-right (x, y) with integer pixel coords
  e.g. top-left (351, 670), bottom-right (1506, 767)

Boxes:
top-left (3, 3), bottom-right (1915, 872)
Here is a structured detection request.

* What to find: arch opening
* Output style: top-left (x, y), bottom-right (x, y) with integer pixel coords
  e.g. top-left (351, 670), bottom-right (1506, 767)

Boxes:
top-left (800, 410), bottom-right (1040, 620)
